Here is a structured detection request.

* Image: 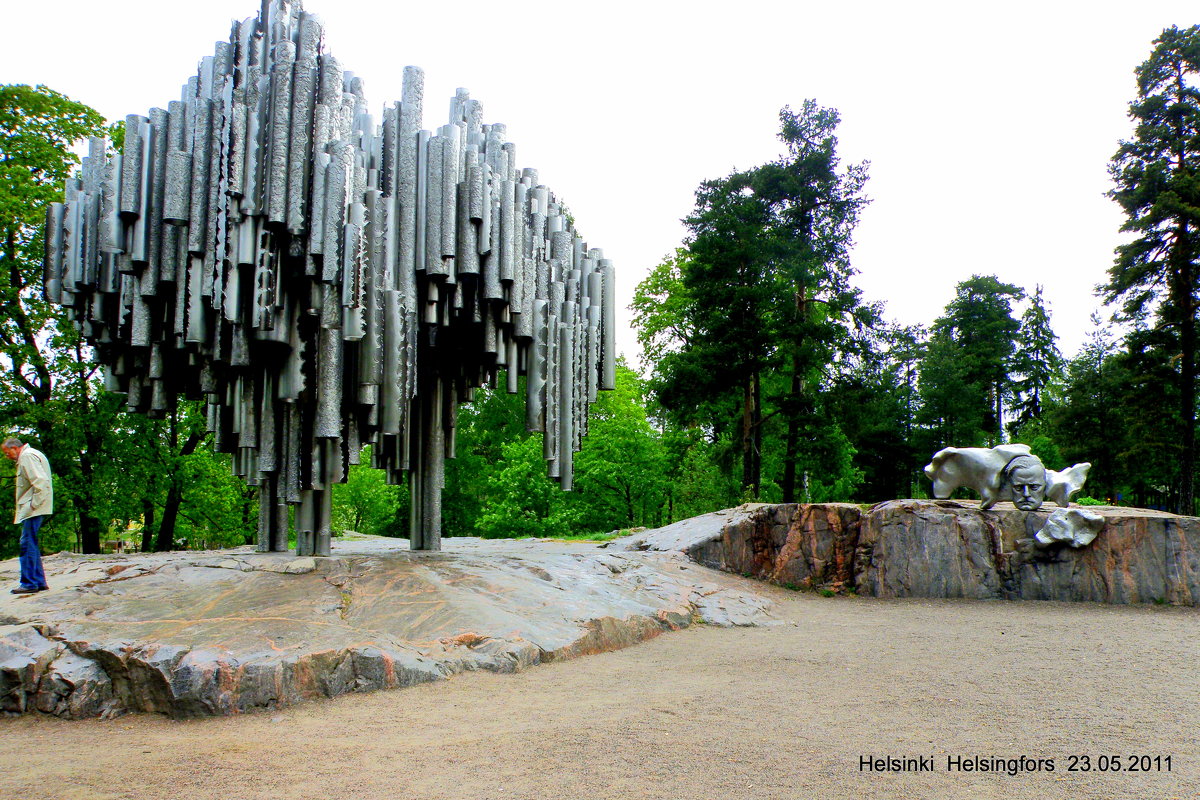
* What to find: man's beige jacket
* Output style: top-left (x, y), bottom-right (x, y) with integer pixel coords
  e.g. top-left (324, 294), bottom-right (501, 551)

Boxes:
top-left (14, 446), bottom-right (53, 523)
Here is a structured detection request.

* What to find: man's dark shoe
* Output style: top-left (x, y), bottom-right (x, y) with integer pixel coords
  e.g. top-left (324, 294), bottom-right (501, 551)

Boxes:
top-left (36, 586), bottom-right (49, 592)
top-left (10, 586), bottom-right (37, 594)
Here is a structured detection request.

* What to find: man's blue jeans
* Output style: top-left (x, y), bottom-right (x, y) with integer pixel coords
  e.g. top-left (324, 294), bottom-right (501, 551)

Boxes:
top-left (18, 515), bottom-right (47, 590)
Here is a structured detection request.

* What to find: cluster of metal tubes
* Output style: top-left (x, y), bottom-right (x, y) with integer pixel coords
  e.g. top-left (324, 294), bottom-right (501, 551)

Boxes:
top-left (42, 0), bottom-right (617, 555)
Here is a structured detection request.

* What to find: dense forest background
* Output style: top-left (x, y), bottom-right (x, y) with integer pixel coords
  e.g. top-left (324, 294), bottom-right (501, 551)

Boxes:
top-left (3, 26), bottom-right (1200, 556)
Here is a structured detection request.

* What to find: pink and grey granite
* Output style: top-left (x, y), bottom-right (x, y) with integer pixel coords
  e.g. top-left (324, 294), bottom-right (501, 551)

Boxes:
top-left (6, 499), bottom-right (1195, 720)
top-left (0, 537), bottom-right (773, 719)
top-left (615, 500), bottom-right (1200, 606)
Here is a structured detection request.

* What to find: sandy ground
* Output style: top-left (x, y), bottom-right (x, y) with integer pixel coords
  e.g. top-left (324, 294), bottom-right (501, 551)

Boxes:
top-left (0, 582), bottom-right (1196, 800)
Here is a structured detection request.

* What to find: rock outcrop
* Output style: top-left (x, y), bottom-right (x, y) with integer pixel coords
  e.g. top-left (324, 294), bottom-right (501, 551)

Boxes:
top-left (5, 500), bottom-right (1194, 720)
top-left (0, 538), bottom-right (774, 719)
top-left (616, 500), bottom-right (1200, 606)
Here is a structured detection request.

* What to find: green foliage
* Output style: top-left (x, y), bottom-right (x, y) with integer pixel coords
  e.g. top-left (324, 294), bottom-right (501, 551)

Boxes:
top-left (1104, 25), bottom-right (1200, 513)
top-left (824, 322), bottom-right (924, 499)
top-left (0, 85), bottom-right (106, 416)
top-left (475, 436), bottom-right (579, 538)
top-left (1010, 285), bottom-right (1063, 433)
top-left (0, 85), bottom-right (105, 234)
top-left (442, 380), bottom-right (531, 536)
top-left (331, 446), bottom-right (405, 537)
top-left (636, 101), bottom-right (872, 503)
top-left (1042, 317), bottom-right (1128, 501)
top-left (571, 364), bottom-right (669, 531)
top-left (1020, 432), bottom-right (1067, 473)
top-left (797, 424), bottom-right (862, 502)
top-left (660, 426), bottom-right (738, 521)
top-left (169, 447), bottom-right (256, 549)
top-left (460, 363), bottom-right (674, 538)
top-left (631, 248), bottom-right (693, 370)
top-left (917, 275), bottom-right (1023, 450)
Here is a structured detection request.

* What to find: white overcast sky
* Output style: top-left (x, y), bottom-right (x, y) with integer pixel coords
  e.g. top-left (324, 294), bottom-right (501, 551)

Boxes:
top-left (5, 0), bottom-right (1197, 363)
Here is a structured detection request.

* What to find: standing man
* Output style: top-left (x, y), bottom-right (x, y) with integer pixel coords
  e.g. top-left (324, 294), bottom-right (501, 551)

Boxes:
top-left (3, 438), bottom-right (52, 594)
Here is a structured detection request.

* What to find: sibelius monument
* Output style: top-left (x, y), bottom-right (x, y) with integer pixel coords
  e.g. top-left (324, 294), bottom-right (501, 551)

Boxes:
top-left (41, 0), bottom-right (616, 556)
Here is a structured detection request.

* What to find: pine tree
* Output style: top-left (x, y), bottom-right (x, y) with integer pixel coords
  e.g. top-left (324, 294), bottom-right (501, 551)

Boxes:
top-left (751, 102), bottom-right (871, 502)
top-left (1010, 285), bottom-right (1063, 433)
top-left (918, 276), bottom-right (1022, 447)
top-left (637, 102), bottom-right (871, 502)
top-left (1106, 25), bottom-right (1200, 515)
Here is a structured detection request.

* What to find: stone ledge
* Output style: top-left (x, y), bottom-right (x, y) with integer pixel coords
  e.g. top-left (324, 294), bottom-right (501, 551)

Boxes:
top-left (614, 500), bottom-right (1200, 606)
top-left (0, 539), bottom-right (775, 719)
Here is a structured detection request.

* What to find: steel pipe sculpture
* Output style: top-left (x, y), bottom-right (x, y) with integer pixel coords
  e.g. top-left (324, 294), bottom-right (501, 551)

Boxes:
top-left (42, 0), bottom-right (617, 556)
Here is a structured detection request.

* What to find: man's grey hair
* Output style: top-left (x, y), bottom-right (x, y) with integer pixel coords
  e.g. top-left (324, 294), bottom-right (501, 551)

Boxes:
top-left (1003, 453), bottom-right (1044, 481)
top-left (2, 438), bottom-right (24, 449)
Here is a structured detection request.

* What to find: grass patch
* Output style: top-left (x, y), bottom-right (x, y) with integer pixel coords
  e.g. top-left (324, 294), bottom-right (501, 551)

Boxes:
top-left (539, 531), bottom-right (629, 543)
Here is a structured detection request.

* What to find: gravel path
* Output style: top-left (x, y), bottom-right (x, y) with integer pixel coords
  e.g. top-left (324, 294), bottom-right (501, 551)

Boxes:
top-left (1, 583), bottom-right (1196, 800)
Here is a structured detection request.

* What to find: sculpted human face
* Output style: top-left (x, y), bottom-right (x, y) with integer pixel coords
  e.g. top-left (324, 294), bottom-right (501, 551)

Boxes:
top-left (1009, 463), bottom-right (1046, 511)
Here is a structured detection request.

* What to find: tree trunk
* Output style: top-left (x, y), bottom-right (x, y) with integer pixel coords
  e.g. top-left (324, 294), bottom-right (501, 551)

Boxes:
top-left (1177, 226), bottom-right (1196, 516)
top-left (141, 498), bottom-right (155, 553)
top-left (156, 480), bottom-right (182, 552)
top-left (1170, 64), bottom-right (1195, 516)
top-left (782, 369), bottom-right (801, 503)
top-left (154, 425), bottom-right (208, 551)
top-left (994, 372), bottom-right (1004, 445)
top-left (53, 415), bottom-right (104, 554)
top-left (781, 290), bottom-right (806, 503)
top-left (750, 371), bottom-right (762, 497)
top-left (79, 431), bottom-right (105, 553)
top-left (741, 380), bottom-right (754, 495)
top-left (72, 495), bottom-right (103, 555)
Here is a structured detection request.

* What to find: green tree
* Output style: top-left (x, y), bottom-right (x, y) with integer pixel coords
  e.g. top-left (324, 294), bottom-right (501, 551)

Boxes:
top-left (658, 424), bottom-right (737, 522)
top-left (1105, 25), bottom-right (1200, 514)
top-left (916, 324), bottom-right (979, 451)
top-left (475, 436), bottom-right (579, 538)
top-left (826, 322), bottom-right (924, 499)
top-left (673, 167), bottom-right (777, 495)
top-left (170, 446), bottom-right (257, 549)
top-left (750, 102), bottom-right (871, 502)
top-left (0, 85), bottom-right (108, 552)
top-left (633, 250), bottom-right (744, 516)
top-left (631, 248), bottom-right (694, 370)
top-left (1043, 316), bottom-right (1137, 504)
top-left (1010, 284), bottom-right (1063, 434)
top-left (638, 102), bottom-right (871, 503)
top-left (1110, 325), bottom-right (1184, 508)
top-left (442, 381), bottom-right (530, 536)
top-left (918, 275), bottom-right (1023, 448)
top-left (332, 445), bottom-right (405, 536)
top-left (571, 363), bottom-right (668, 530)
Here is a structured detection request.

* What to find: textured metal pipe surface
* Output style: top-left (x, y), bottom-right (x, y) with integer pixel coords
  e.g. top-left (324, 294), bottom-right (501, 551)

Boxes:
top-left (43, 0), bottom-right (615, 555)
